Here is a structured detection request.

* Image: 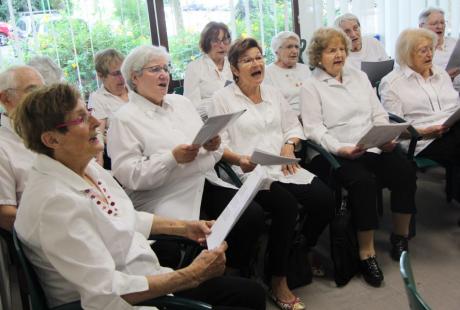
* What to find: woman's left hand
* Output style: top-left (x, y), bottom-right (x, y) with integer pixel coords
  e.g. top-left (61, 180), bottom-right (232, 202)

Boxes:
top-left (379, 140), bottom-right (397, 152)
top-left (203, 136), bottom-right (221, 151)
top-left (280, 144), bottom-right (299, 176)
top-left (184, 220), bottom-right (214, 245)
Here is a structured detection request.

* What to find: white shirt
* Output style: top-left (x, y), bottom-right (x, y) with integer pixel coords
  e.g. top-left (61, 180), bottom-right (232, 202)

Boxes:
top-left (107, 92), bottom-right (234, 220)
top-left (300, 65), bottom-right (389, 155)
top-left (210, 84), bottom-right (315, 189)
top-left (346, 36), bottom-right (389, 69)
top-left (15, 154), bottom-right (170, 310)
top-left (433, 36), bottom-right (460, 91)
top-left (88, 86), bottom-right (130, 126)
top-left (379, 65), bottom-right (460, 155)
top-left (183, 55), bottom-right (233, 117)
top-left (264, 63), bottom-right (311, 114)
top-left (0, 114), bottom-right (35, 206)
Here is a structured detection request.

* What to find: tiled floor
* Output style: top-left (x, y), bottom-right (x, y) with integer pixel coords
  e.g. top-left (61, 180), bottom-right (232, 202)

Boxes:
top-left (267, 167), bottom-right (460, 310)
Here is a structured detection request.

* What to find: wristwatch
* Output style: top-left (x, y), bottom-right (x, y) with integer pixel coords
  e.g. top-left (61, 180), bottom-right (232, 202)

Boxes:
top-left (285, 139), bottom-right (296, 146)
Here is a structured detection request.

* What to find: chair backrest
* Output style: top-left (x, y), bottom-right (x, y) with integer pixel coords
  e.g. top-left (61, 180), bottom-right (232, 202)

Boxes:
top-left (361, 59), bottom-right (395, 88)
top-left (399, 251), bottom-right (432, 310)
top-left (298, 39), bottom-right (307, 64)
top-left (12, 229), bottom-right (50, 310)
top-left (173, 86), bottom-right (184, 95)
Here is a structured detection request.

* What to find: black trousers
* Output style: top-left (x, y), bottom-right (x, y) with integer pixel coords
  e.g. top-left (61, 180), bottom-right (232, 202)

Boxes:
top-left (418, 121), bottom-right (460, 166)
top-left (175, 276), bottom-right (266, 310)
top-left (309, 151), bottom-right (417, 231)
top-left (200, 181), bottom-right (265, 271)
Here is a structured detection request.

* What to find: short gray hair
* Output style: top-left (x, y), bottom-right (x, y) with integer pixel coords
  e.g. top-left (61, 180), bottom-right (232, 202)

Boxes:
top-left (395, 28), bottom-right (437, 67)
top-left (271, 31), bottom-right (300, 58)
top-left (27, 56), bottom-right (63, 84)
top-left (121, 45), bottom-right (171, 91)
top-left (0, 65), bottom-right (39, 92)
top-left (419, 7), bottom-right (445, 25)
top-left (334, 13), bottom-right (360, 28)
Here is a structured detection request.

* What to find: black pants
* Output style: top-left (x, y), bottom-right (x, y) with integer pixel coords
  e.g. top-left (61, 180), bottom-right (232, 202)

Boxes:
top-left (200, 181), bottom-right (265, 271)
top-left (175, 276), bottom-right (266, 310)
top-left (418, 121), bottom-right (460, 166)
top-left (310, 151), bottom-right (417, 231)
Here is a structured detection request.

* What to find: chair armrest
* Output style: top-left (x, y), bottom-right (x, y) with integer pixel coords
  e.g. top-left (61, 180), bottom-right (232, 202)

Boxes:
top-left (388, 113), bottom-right (420, 159)
top-left (138, 295), bottom-right (212, 309)
top-left (215, 161), bottom-right (243, 187)
top-left (302, 140), bottom-right (341, 170)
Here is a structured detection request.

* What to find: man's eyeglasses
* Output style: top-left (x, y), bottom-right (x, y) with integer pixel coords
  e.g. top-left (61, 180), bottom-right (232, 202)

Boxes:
top-left (107, 70), bottom-right (123, 77)
top-left (211, 37), bottom-right (231, 45)
top-left (238, 55), bottom-right (264, 65)
top-left (56, 108), bottom-right (95, 129)
top-left (141, 65), bottom-right (171, 74)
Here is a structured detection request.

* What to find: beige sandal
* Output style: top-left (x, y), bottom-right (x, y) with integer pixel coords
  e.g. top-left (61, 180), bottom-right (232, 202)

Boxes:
top-left (269, 292), bottom-right (306, 310)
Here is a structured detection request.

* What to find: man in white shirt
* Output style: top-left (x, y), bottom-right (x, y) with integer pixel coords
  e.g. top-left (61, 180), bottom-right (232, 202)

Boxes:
top-left (0, 66), bottom-right (44, 231)
top-left (334, 13), bottom-right (389, 69)
top-left (419, 7), bottom-right (460, 91)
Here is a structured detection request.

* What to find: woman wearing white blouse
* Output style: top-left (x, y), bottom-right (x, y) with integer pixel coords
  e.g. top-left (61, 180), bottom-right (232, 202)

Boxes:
top-left (211, 38), bottom-right (335, 310)
top-left (379, 28), bottom-right (460, 168)
top-left (300, 28), bottom-right (417, 288)
top-left (108, 45), bottom-right (265, 275)
top-left (264, 31), bottom-right (310, 114)
top-left (12, 83), bottom-right (266, 310)
top-left (184, 22), bottom-right (233, 118)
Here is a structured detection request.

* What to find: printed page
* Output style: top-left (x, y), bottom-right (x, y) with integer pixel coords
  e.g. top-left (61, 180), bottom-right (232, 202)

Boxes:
top-left (192, 109), bottom-right (246, 145)
top-left (250, 148), bottom-right (300, 166)
top-left (357, 123), bottom-right (410, 149)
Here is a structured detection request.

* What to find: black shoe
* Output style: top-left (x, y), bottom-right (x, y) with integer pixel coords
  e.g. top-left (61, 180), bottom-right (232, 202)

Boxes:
top-left (390, 233), bottom-right (408, 262)
top-left (360, 256), bottom-right (384, 287)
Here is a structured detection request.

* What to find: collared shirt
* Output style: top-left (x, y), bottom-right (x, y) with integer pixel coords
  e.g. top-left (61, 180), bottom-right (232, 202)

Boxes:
top-left (183, 55), bottom-right (233, 117)
top-left (0, 114), bottom-right (35, 206)
top-left (88, 86), bottom-right (130, 126)
top-left (107, 92), bottom-right (234, 220)
top-left (433, 36), bottom-right (460, 91)
top-left (346, 36), bottom-right (389, 69)
top-left (264, 63), bottom-right (311, 114)
top-left (300, 65), bottom-right (389, 155)
top-left (15, 154), bottom-right (168, 310)
top-left (379, 65), bottom-right (460, 155)
top-left (210, 84), bottom-right (314, 189)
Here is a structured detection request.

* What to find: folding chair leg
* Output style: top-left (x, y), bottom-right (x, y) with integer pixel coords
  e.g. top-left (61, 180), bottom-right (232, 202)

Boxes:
top-left (408, 215), bottom-right (416, 239)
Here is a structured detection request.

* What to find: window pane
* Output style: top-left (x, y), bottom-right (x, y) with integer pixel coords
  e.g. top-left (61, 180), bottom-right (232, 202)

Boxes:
top-left (0, 0), bottom-right (151, 99)
top-left (164, 0), bottom-right (293, 80)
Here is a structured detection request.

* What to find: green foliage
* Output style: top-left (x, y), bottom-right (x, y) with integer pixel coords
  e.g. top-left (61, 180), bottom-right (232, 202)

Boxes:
top-left (168, 31), bottom-right (201, 80)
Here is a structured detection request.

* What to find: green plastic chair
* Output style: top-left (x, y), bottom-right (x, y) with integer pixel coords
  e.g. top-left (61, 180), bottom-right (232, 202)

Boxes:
top-left (12, 229), bottom-right (211, 310)
top-left (399, 251), bottom-right (432, 310)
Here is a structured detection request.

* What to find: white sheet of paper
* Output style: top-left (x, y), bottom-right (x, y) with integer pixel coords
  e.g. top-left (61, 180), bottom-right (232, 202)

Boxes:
top-left (192, 110), bottom-right (246, 145)
top-left (357, 123), bottom-right (410, 149)
top-left (446, 39), bottom-right (460, 71)
top-left (206, 165), bottom-right (266, 250)
top-left (250, 148), bottom-right (300, 166)
top-left (442, 107), bottom-right (460, 127)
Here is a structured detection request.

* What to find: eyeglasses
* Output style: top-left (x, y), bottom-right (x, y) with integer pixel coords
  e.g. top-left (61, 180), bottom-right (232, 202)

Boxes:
top-left (107, 70), bottom-right (123, 77)
top-left (427, 21), bottom-right (446, 27)
top-left (281, 44), bottom-right (300, 50)
top-left (211, 37), bottom-right (230, 45)
top-left (141, 64), bottom-right (171, 74)
top-left (415, 46), bottom-right (433, 56)
top-left (238, 55), bottom-right (264, 65)
top-left (55, 108), bottom-right (95, 129)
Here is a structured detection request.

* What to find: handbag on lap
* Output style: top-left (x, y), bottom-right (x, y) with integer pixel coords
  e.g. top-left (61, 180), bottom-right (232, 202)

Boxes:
top-left (329, 197), bottom-right (360, 287)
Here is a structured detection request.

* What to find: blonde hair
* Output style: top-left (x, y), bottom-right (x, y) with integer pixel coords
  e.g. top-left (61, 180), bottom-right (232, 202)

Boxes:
top-left (395, 28), bottom-right (437, 67)
top-left (308, 27), bottom-right (350, 68)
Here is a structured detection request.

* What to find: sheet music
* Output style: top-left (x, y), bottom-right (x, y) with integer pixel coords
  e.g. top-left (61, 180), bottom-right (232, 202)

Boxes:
top-left (357, 123), bottom-right (410, 149)
top-left (192, 109), bottom-right (246, 145)
top-left (446, 39), bottom-right (460, 71)
top-left (250, 148), bottom-right (300, 166)
top-left (206, 165), bottom-right (266, 250)
top-left (442, 107), bottom-right (460, 127)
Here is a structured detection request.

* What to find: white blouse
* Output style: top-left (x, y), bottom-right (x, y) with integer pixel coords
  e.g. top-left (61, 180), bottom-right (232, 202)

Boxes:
top-left (300, 65), bottom-right (389, 155)
top-left (107, 92), bottom-right (234, 220)
top-left (433, 36), bottom-right (460, 91)
top-left (0, 114), bottom-right (35, 206)
top-left (88, 86), bottom-right (130, 126)
top-left (264, 63), bottom-right (311, 114)
top-left (346, 36), bottom-right (389, 69)
top-left (183, 55), bottom-right (233, 117)
top-left (15, 154), bottom-right (169, 310)
top-left (379, 65), bottom-right (460, 155)
top-left (210, 84), bottom-right (314, 189)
